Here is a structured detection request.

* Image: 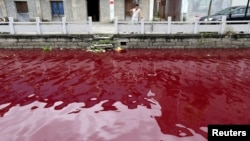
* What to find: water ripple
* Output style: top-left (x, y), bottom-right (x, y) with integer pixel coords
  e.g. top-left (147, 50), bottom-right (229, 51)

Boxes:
top-left (1, 48), bottom-right (250, 141)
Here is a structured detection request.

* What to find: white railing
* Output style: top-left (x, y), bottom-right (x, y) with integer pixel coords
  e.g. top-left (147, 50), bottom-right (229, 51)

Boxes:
top-left (1, 16), bottom-right (250, 35)
top-left (114, 16), bottom-right (250, 34)
top-left (0, 17), bottom-right (92, 35)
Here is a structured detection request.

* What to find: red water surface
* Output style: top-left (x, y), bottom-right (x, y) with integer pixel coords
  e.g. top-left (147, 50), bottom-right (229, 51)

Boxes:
top-left (0, 48), bottom-right (250, 141)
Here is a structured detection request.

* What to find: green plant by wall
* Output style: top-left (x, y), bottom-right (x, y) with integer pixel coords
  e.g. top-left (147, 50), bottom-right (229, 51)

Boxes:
top-left (224, 26), bottom-right (236, 37)
top-left (42, 45), bottom-right (52, 51)
top-left (199, 32), bottom-right (218, 43)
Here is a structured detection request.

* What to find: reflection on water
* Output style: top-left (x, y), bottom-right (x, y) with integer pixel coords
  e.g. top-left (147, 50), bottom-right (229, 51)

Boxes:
top-left (1, 48), bottom-right (250, 141)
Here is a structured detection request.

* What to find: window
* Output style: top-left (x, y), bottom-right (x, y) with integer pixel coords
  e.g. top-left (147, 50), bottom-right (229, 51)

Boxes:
top-left (232, 8), bottom-right (246, 14)
top-left (15, 1), bottom-right (29, 13)
top-left (51, 1), bottom-right (64, 16)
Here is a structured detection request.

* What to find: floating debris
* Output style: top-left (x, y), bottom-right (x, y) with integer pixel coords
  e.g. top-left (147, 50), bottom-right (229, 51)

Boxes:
top-left (115, 47), bottom-right (123, 52)
top-left (87, 46), bottom-right (106, 53)
top-left (87, 42), bottom-right (114, 53)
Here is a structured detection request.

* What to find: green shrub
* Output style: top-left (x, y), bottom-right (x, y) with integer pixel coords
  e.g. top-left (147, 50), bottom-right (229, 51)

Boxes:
top-left (42, 45), bottom-right (52, 51)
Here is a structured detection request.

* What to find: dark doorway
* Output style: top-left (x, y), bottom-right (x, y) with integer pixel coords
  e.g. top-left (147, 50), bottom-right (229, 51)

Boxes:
top-left (165, 0), bottom-right (182, 21)
top-left (87, 0), bottom-right (99, 21)
top-left (125, 0), bottom-right (133, 20)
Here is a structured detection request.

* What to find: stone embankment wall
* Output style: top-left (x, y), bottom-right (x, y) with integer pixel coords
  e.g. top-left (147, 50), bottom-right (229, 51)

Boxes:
top-left (1, 34), bottom-right (250, 49)
top-left (113, 34), bottom-right (250, 49)
top-left (0, 35), bottom-right (93, 48)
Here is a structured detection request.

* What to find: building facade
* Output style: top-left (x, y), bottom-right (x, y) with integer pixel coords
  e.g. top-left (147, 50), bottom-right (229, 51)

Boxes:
top-left (1, 0), bottom-right (249, 22)
top-left (0, 0), bottom-right (153, 22)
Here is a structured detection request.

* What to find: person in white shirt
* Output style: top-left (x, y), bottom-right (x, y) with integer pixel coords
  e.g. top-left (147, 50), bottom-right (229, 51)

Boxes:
top-left (130, 4), bottom-right (143, 24)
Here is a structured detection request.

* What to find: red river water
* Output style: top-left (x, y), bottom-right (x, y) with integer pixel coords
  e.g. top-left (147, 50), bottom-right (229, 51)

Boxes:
top-left (0, 48), bottom-right (250, 141)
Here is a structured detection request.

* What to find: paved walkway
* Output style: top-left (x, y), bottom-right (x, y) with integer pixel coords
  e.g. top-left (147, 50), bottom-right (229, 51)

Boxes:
top-left (92, 22), bottom-right (115, 34)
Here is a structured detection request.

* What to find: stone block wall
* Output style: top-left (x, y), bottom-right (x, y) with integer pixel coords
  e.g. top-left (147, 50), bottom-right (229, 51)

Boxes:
top-left (0, 35), bottom-right (94, 49)
top-left (113, 34), bottom-right (250, 49)
top-left (1, 34), bottom-right (250, 49)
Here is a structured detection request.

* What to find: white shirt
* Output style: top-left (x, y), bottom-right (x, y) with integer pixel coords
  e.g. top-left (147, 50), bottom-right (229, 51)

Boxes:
top-left (132, 8), bottom-right (141, 19)
top-left (131, 8), bottom-right (142, 23)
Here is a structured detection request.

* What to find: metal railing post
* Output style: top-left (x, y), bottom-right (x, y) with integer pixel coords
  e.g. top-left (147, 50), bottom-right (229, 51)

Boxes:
top-left (167, 16), bottom-right (172, 34)
top-left (62, 17), bottom-right (67, 34)
top-left (36, 17), bottom-right (41, 34)
top-left (248, 22), bottom-right (250, 34)
top-left (141, 18), bottom-right (144, 34)
top-left (194, 17), bottom-right (199, 34)
top-left (8, 17), bottom-right (15, 35)
top-left (114, 16), bottom-right (118, 34)
top-left (88, 16), bottom-right (92, 34)
top-left (220, 16), bottom-right (227, 34)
